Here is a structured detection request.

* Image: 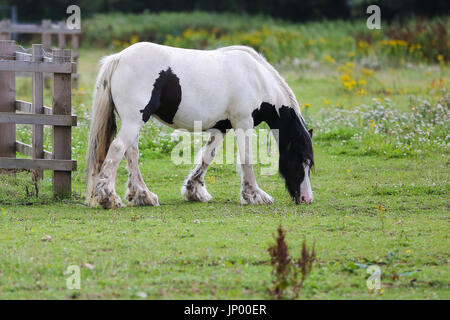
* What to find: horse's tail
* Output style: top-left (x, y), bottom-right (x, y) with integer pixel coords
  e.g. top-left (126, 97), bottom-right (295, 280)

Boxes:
top-left (86, 53), bottom-right (121, 204)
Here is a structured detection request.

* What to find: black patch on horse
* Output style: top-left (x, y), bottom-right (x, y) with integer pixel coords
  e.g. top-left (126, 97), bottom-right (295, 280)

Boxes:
top-left (211, 119), bottom-right (232, 134)
top-left (140, 67), bottom-right (182, 124)
top-left (252, 102), bottom-right (279, 129)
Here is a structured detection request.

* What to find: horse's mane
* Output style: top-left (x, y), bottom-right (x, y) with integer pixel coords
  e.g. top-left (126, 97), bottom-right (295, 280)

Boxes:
top-left (218, 45), bottom-right (300, 113)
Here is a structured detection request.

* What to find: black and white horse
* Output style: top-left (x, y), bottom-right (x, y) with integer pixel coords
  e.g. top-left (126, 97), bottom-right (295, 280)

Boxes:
top-left (86, 42), bottom-right (314, 209)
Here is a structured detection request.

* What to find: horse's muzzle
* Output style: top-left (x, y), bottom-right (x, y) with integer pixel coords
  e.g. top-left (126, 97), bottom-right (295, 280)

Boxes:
top-left (295, 194), bottom-right (313, 204)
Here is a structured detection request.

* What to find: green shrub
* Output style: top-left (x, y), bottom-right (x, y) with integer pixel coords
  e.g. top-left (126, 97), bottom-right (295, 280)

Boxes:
top-left (83, 12), bottom-right (449, 66)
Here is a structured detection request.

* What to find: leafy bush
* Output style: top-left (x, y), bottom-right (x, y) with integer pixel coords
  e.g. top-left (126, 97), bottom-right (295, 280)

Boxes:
top-left (82, 11), bottom-right (285, 47)
top-left (83, 12), bottom-right (449, 65)
top-left (355, 18), bottom-right (449, 64)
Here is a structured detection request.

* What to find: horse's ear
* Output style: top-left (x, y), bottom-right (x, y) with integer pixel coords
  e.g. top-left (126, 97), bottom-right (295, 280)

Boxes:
top-left (308, 128), bottom-right (313, 138)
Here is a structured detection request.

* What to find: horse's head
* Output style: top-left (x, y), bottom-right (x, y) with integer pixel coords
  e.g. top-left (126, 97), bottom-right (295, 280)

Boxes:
top-left (278, 107), bottom-right (314, 204)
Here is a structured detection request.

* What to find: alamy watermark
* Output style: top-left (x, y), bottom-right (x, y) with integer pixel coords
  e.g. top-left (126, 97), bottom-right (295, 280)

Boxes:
top-left (366, 5), bottom-right (381, 30)
top-left (66, 5), bottom-right (81, 30)
top-left (65, 265), bottom-right (81, 290)
top-left (170, 122), bottom-right (279, 175)
top-left (366, 265), bottom-right (382, 293)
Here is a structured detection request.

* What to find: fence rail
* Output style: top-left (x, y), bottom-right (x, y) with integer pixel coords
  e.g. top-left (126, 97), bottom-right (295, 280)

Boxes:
top-left (0, 22), bottom-right (81, 35)
top-left (0, 19), bottom-right (80, 87)
top-left (0, 40), bottom-right (77, 197)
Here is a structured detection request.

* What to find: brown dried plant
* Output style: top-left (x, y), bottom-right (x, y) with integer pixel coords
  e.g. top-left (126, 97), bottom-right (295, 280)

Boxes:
top-left (267, 225), bottom-right (316, 299)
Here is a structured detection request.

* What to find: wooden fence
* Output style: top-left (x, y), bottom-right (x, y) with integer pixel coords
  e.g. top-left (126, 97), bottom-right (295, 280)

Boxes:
top-left (0, 40), bottom-right (77, 197)
top-left (0, 19), bottom-right (80, 87)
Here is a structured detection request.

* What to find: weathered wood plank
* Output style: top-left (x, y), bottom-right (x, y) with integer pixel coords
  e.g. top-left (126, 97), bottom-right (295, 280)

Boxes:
top-left (33, 44), bottom-right (45, 179)
top-left (15, 141), bottom-right (52, 160)
top-left (0, 112), bottom-right (77, 126)
top-left (15, 100), bottom-right (52, 114)
top-left (52, 48), bottom-right (73, 197)
top-left (0, 27), bottom-right (81, 35)
top-left (15, 51), bottom-right (32, 61)
top-left (71, 34), bottom-right (79, 88)
top-left (0, 21), bottom-right (81, 35)
top-left (15, 141), bottom-right (32, 156)
top-left (0, 60), bottom-right (76, 73)
top-left (41, 20), bottom-right (52, 52)
top-left (0, 20), bottom-right (11, 40)
top-left (0, 40), bottom-right (16, 159)
top-left (58, 22), bottom-right (66, 49)
top-left (0, 157), bottom-right (76, 171)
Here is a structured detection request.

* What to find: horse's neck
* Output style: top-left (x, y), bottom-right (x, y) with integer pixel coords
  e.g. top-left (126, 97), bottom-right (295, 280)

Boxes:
top-left (263, 80), bottom-right (294, 112)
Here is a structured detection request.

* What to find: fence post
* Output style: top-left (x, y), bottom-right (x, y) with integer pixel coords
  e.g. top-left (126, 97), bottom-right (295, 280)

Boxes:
top-left (32, 44), bottom-right (44, 179)
top-left (52, 48), bottom-right (72, 197)
top-left (42, 20), bottom-right (52, 88)
top-left (0, 40), bottom-right (16, 160)
top-left (71, 33), bottom-right (79, 88)
top-left (41, 20), bottom-right (52, 51)
top-left (57, 21), bottom-right (66, 49)
top-left (0, 20), bottom-right (11, 40)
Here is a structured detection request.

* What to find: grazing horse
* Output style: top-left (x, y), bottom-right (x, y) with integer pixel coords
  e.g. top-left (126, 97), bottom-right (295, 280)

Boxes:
top-left (86, 42), bottom-right (314, 209)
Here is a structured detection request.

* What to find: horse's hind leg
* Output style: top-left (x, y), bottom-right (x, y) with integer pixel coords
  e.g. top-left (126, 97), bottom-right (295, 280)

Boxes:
top-left (182, 130), bottom-right (224, 202)
top-left (92, 124), bottom-right (139, 209)
top-left (125, 138), bottom-right (159, 206)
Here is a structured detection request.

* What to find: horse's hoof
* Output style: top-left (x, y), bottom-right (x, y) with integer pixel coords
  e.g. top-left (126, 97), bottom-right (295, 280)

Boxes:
top-left (92, 182), bottom-right (124, 209)
top-left (126, 188), bottom-right (159, 206)
top-left (181, 183), bottom-right (212, 202)
top-left (98, 193), bottom-right (124, 209)
top-left (241, 186), bottom-right (273, 205)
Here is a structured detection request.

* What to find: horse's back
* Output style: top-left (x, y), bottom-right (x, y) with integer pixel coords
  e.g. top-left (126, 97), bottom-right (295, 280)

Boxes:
top-left (110, 42), bottom-right (271, 130)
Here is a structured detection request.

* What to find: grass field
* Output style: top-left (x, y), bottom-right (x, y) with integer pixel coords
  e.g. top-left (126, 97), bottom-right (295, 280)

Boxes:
top-left (0, 15), bottom-right (449, 299)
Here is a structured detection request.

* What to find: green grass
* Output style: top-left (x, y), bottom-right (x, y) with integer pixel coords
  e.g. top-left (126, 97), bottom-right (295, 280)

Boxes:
top-left (1, 148), bottom-right (448, 299)
top-left (1, 15), bottom-right (449, 299)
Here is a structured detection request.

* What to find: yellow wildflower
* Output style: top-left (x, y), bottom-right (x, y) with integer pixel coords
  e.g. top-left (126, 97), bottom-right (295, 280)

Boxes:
top-left (340, 74), bottom-right (351, 82)
top-left (361, 68), bottom-right (373, 77)
top-left (358, 40), bottom-right (369, 49)
top-left (322, 54), bottom-right (335, 64)
top-left (343, 82), bottom-right (354, 91)
top-left (130, 35), bottom-right (139, 44)
top-left (302, 103), bottom-right (311, 109)
top-left (357, 88), bottom-right (366, 95)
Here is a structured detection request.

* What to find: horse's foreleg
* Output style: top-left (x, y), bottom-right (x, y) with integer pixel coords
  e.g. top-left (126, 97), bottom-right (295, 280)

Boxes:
top-left (92, 125), bottom-right (139, 209)
top-left (234, 118), bottom-right (273, 205)
top-left (181, 130), bottom-right (224, 202)
top-left (125, 139), bottom-right (159, 206)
